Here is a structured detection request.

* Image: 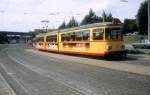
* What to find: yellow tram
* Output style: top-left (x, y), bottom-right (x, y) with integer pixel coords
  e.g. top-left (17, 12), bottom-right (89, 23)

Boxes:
top-left (36, 22), bottom-right (126, 57)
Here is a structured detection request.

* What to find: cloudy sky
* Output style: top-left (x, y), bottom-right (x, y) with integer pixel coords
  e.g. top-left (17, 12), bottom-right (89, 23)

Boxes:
top-left (0, 0), bottom-right (145, 32)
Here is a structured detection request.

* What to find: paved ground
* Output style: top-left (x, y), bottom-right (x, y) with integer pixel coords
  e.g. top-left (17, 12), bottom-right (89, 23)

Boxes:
top-left (26, 49), bottom-right (150, 76)
top-left (0, 44), bottom-right (150, 95)
top-left (0, 73), bottom-right (16, 95)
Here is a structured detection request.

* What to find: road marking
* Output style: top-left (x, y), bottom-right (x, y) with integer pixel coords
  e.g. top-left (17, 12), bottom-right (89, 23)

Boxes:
top-left (0, 68), bottom-right (16, 95)
top-left (0, 60), bottom-right (33, 95)
top-left (7, 51), bottom-right (100, 95)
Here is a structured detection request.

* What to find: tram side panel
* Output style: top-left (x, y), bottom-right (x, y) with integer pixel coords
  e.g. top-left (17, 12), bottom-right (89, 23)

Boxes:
top-left (59, 42), bottom-right (91, 55)
top-left (36, 42), bottom-right (46, 50)
top-left (45, 33), bottom-right (59, 52)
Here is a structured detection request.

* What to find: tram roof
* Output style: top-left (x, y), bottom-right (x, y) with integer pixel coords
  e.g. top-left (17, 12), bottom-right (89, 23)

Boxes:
top-left (59, 22), bottom-right (119, 32)
top-left (45, 30), bottom-right (58, 35)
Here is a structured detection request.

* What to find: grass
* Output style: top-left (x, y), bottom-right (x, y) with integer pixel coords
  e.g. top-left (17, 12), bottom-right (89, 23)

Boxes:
top-left (123, 35), bottom-right (148, 44)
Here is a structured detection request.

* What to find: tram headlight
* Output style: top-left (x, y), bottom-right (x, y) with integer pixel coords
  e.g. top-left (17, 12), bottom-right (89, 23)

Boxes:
top-left (106, 45), bottom-right (112, 50)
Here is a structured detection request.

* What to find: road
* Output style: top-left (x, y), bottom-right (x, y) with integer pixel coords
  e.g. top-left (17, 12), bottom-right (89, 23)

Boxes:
top-left (0, 44), bottom-right (150, 95)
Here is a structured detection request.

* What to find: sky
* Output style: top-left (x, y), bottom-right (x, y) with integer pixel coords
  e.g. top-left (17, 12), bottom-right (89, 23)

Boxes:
top-left (0, 0), bottom-right (145, 32)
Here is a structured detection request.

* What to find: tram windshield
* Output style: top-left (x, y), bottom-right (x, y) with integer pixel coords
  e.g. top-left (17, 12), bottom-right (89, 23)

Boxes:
top-left (105, 28), bottom-right (122, 40)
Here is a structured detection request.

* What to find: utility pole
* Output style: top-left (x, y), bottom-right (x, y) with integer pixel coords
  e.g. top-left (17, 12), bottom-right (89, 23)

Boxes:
top-left (148, 0), bottom-right (150, 42)
top-left (41, 20), bottom-right (49, 33)
top-left (0, 10), bottom-right (4, 29)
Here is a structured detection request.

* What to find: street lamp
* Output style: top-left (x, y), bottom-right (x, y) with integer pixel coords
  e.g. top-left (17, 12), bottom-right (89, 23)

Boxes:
top-left (148, 0), bottom-right (150, 42)
top-left (41, 20), bottom-right (49, 33)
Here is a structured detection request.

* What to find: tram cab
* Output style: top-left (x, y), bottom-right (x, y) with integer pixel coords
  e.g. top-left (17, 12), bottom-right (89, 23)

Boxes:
top-left (35, 34), bottom-right (46, 50)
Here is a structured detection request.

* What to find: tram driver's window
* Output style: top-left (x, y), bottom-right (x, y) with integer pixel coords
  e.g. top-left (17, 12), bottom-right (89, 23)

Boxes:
top-left (105, 28), bottom-right (111, 40)
top-left (93, 28), bottom-right (104, 40)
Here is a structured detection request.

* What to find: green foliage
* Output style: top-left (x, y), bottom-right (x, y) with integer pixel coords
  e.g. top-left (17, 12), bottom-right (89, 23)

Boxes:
top-left (58, 9), bottom-right (121, 29)
top-left (66, 17), bottom-right (78, 28)
top-left (58, 21), bottom-right (66, 29)
top-left (113, 18), bottom-right (121, 24)
top-left (122, 19), bottom-right (138, 34)
top-left (102, 11), bottom-right (113, 22)
top-left (123, 35), bottom-right (147, 44)
top-left (133, 44), bottom-right (150, 49)
top-left (81, 9), bottom-right (99, 25)
top-left (136, 0), bottom-right (148, 35)
top-left (81, 10), bottom-right (114, 25)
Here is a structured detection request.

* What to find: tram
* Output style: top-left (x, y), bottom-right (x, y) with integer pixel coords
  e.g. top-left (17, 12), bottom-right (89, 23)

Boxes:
top-left (36, 22), bottom-right (126, 57)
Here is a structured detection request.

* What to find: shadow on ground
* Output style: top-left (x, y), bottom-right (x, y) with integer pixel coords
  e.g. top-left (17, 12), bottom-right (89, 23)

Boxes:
top-left (38, 50), bottom-right (138, 61)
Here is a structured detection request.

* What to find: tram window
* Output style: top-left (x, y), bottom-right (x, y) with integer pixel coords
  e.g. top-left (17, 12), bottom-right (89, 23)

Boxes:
top-left (105, 28), bottom-right (122, 40)
top-left (46, 35), bottom-right (57, 42)
top-left (70, 32), bottom-right (76, 41)
top-left (66, 33), bottom-right (71, 41)
top-left (61, 34), bottom-right (65, 41)
top-left (112, 28), bottom-right (122, 40)
top-left (61, 30), bottom-right (89, 42)
top-left (36, 37), bottom-right (44, 42)
top-left (61, 33), bottom-right (71, 42)
top-left (93, 28), bottom-right (104, 40)
top-left (82, 30), bottom-right (90, 41)
top-left (76, 31), bottom-right (82, 41)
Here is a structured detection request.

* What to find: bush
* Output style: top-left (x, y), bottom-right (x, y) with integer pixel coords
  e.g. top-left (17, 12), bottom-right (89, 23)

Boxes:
top-left (133, 44), bottom-right (150, 49)
top-left (126, 49), bottom-right (144, 54)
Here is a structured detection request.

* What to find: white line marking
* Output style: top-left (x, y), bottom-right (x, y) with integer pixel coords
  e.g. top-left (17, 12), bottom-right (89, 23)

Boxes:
top-left (7, 52), bottom-right (100, 95)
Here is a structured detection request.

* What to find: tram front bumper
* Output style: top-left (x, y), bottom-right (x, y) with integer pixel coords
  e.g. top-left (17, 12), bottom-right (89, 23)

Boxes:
top-left (105, 50), bottom-right (127, 57)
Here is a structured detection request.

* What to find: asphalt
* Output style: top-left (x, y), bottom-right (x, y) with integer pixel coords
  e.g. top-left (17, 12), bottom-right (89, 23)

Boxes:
top-left (0, 44), bottom-right (150, 95)
top-left (26, 49), bottom-right (150, 76)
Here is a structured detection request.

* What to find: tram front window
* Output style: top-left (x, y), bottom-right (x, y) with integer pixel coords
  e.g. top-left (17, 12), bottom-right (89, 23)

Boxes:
top-left (105, 28), bottom-right (122, 40)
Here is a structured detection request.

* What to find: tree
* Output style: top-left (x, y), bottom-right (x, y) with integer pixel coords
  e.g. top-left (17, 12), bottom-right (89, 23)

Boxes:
top-left (136, 0), bottom-right (148, 35)
top-left (102, 11), bottom-right (113, 22)
top-left (98, 17), bottom-right (103, 22)
top-left (112, 18), bottom-right (122, 24)
top-left (81, 9), bottom-right (99, 25)
top-left (107, 13), bottom-right (113, 22)
top-left (66, 17), bottom-right (78, 28)
top-left (102, 11), bottom-right (107, 22)
top-left (58, 21), bottom-right (66, 29)
top-left (122, 19), bottom-right (138, 34)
